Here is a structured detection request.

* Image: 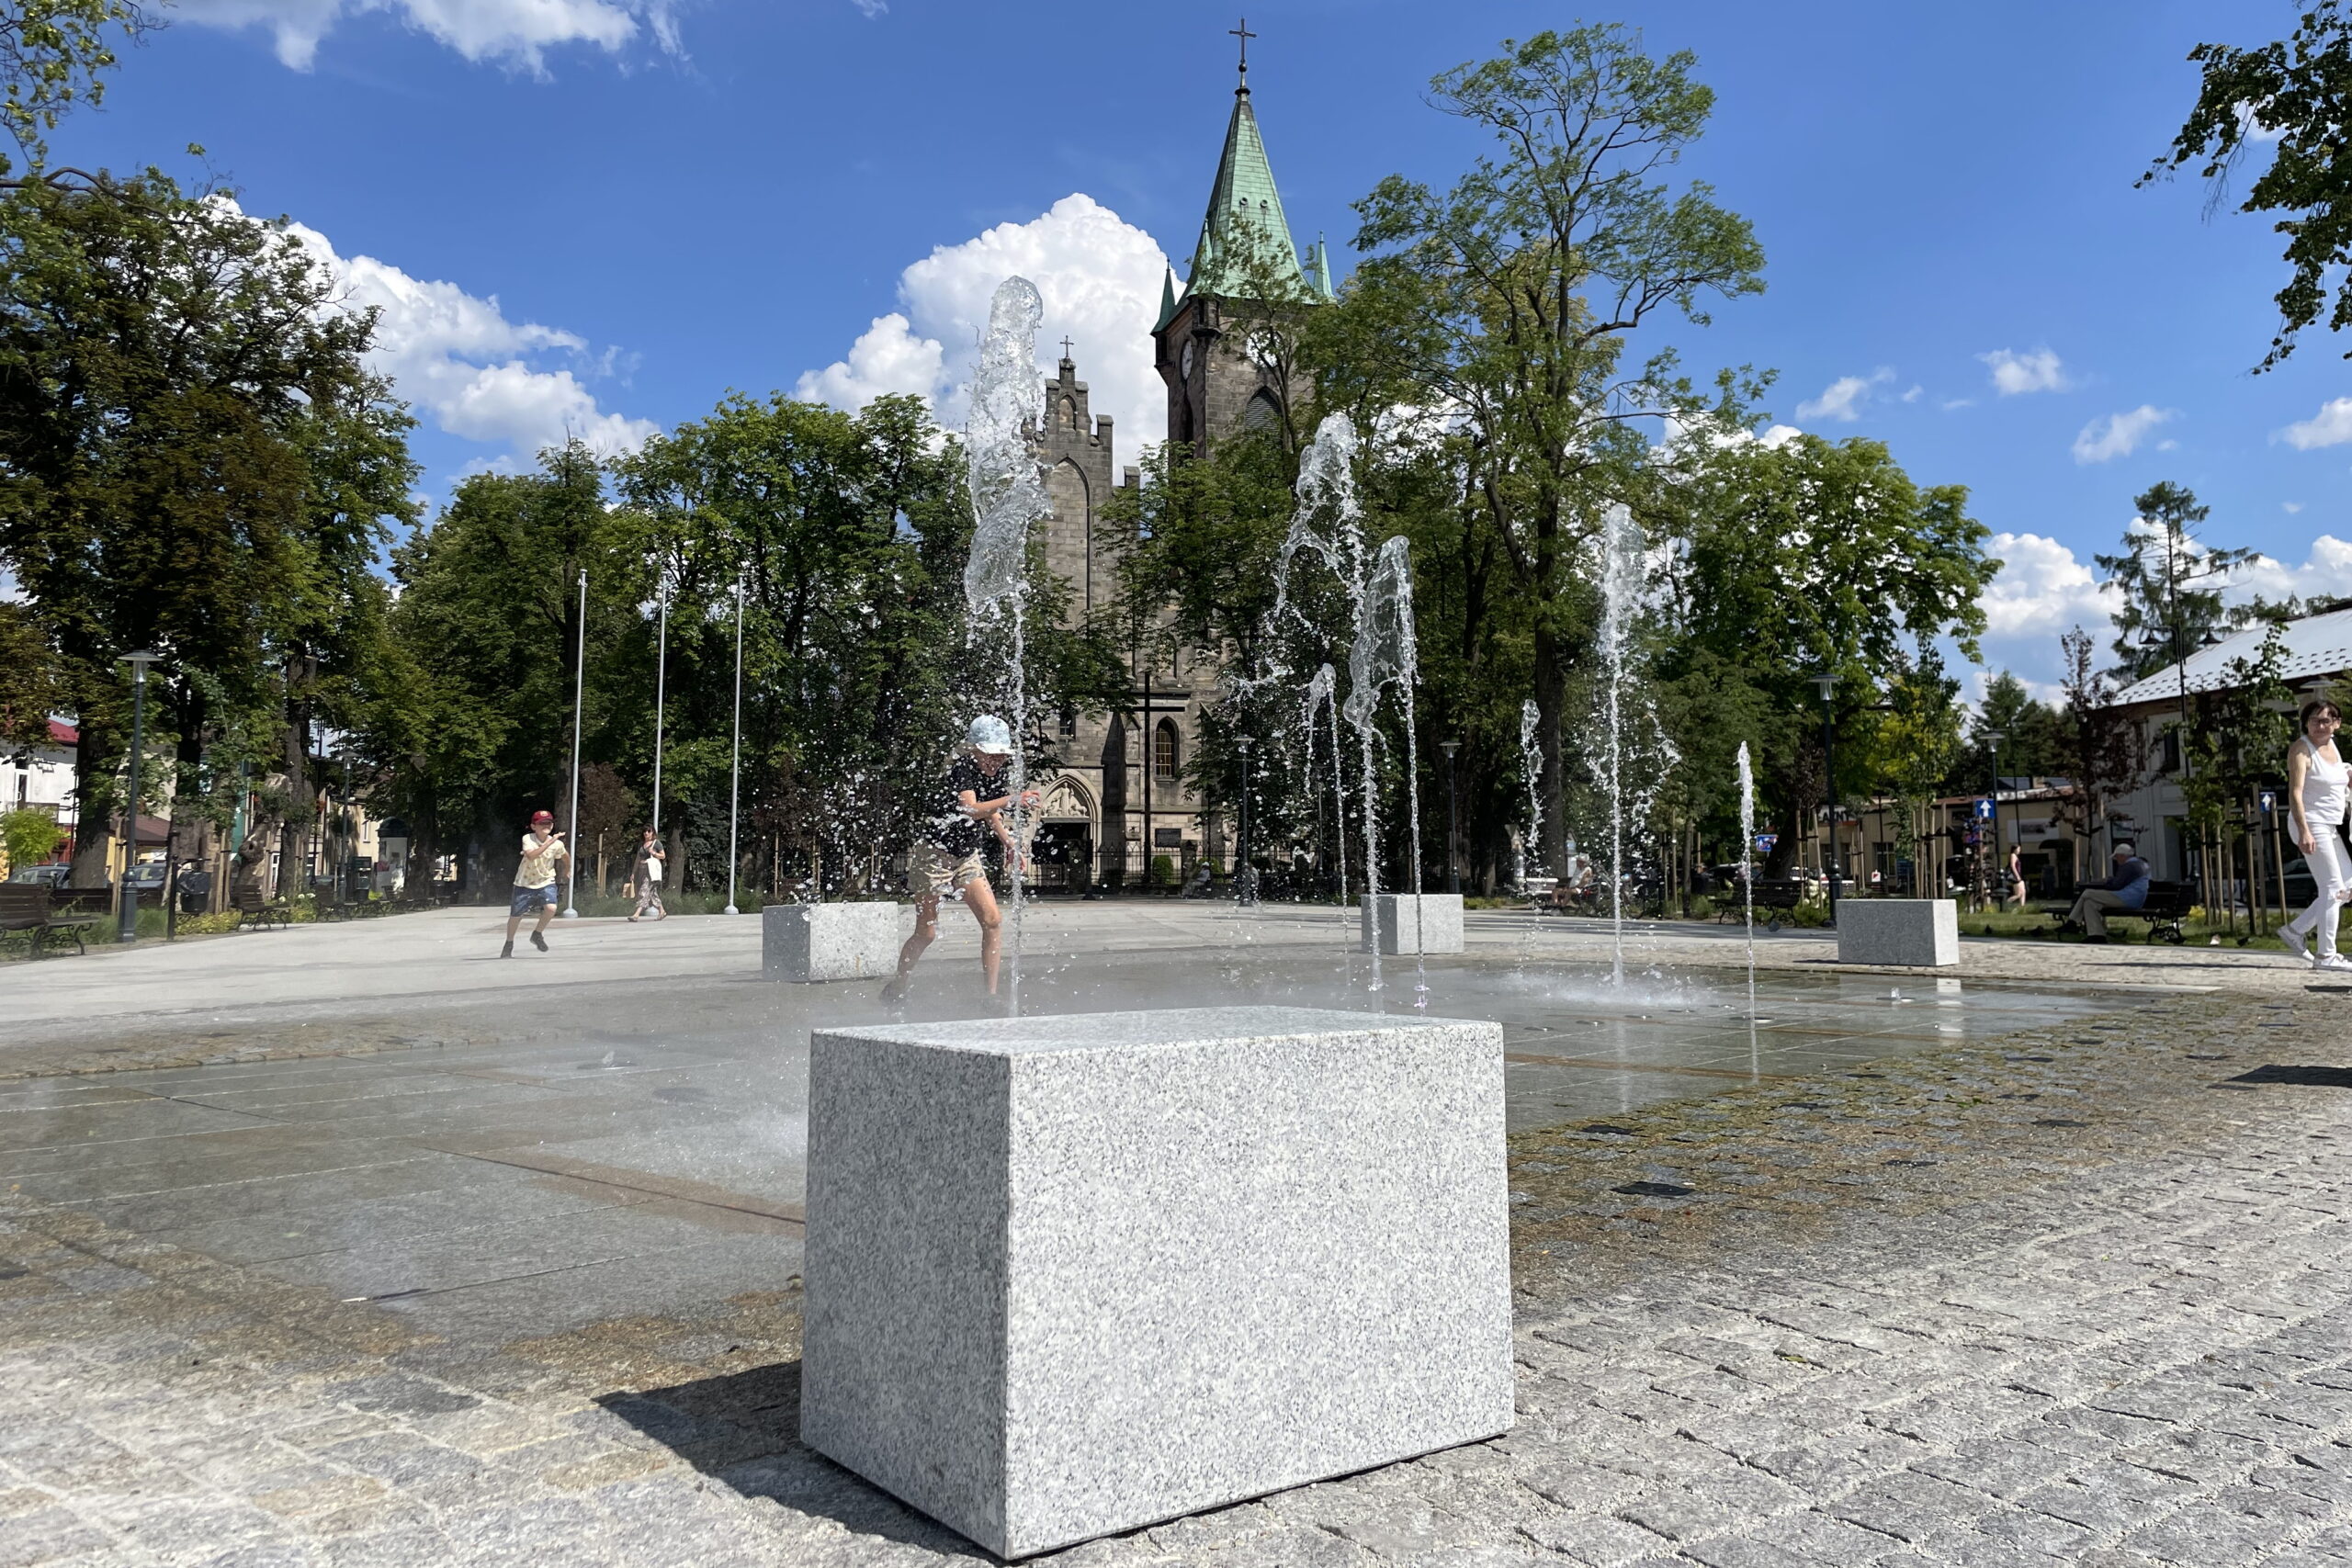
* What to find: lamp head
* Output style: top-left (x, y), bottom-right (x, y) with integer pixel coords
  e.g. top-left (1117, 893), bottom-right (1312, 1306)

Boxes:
top-left (120, 649), bottom-right (161, 682)
top-left (1809, 673), bottom-right (1838, 702)
top-left (1440, 739), bottom-right (1461, 760)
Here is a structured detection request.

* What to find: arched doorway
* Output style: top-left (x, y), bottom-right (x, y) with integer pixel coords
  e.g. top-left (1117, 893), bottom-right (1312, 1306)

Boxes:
top-left (1034, 775), bottom-right (1096, 894)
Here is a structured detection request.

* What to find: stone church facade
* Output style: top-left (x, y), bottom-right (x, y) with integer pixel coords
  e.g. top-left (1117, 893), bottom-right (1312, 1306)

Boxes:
top-left (1022, 54), bottom-right (1330, 892)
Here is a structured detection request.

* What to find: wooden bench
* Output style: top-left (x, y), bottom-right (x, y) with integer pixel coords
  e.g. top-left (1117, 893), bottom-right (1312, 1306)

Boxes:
top-left (2044, 879), bottom-right (2194, 944)
top-left (0, 884), bottom-right (103, 957)
top-left (1713, 877), bottom-right (1806, 930)
top-left (231, 885), bottom-right (292, 931)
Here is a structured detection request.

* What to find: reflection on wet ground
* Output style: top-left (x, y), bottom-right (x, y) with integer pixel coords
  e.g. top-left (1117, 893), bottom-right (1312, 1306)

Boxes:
top-left (0, 951), bottom-right (2120, 1349)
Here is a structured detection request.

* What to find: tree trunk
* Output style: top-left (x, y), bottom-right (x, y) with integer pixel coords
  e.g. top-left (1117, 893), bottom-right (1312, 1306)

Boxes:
top-left (67, 723), bottom-right (115, 887)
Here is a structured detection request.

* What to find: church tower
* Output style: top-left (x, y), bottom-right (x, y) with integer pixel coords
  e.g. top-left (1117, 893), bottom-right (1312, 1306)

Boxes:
top-left (1153, 26), bottom-right (1335, 459)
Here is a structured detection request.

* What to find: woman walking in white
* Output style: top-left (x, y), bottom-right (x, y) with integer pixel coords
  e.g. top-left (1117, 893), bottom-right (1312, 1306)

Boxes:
top-left (2281, 699), bottom-right (2351, 969)
top-left (628, 828), bottom-right (665, 922)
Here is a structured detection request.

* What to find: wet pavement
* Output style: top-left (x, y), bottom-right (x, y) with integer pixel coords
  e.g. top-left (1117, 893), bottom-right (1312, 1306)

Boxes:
top-left (2, 907), bottom-right (2342, 1565)
top-left (0, 950), bottom-right (2118, 1349)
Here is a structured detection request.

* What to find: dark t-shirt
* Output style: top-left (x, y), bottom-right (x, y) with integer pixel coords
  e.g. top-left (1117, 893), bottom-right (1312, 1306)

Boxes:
top-left (923, 756), bottom-right (1007, 855)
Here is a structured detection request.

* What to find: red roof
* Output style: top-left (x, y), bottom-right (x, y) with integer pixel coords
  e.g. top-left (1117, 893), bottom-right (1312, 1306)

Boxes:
top-left (47, 717), bottom-right (74, 746)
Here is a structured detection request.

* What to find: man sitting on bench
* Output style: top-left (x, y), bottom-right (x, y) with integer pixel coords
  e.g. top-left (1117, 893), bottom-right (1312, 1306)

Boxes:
top-left (2064, 840), bottom-right (2150, 943)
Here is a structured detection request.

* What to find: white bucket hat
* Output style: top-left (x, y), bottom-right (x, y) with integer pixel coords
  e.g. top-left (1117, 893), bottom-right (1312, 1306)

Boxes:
top-left (965, 716), bottom-right (1014, 755)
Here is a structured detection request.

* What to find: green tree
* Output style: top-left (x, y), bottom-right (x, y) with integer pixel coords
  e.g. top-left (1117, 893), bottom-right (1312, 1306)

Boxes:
top-left (1326, 25), bottom-right (1766, 870)
top-left (0, 599), bottom-right (63, 750)
top-left (2144, 1), bottom-right (2352, 370)
top-left (1957, 671), bottom-right (2065, 789)
top-left (0, 169), bottom-right (412, 886)
top-left (2, 802), bottom-right (63, 870)
top-left (1663, 433), bottom-right (1996, 877)
top-left (0, 1), bottom-right (157, 177)
top-left (2096, 481), bottom-right (2256, 682)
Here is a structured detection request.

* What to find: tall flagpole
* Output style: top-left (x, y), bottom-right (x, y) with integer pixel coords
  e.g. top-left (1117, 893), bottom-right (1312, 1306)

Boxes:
top-left (724, 572), bottom-right (744, 915)
top-left (562, 570), bottom-right (586, 918)
top-left (651, 591), bottom-right (667, 834)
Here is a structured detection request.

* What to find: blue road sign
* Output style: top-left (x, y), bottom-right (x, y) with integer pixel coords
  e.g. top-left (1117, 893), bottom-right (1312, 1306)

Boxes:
top-left (1974, 797), bottom-right (1995, 819)
top-left (1753, 833), bottom-right (1777, 851)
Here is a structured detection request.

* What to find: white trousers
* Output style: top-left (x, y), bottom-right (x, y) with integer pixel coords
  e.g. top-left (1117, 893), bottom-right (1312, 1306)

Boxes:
top-left (2287, 825), bottom-right (2351, 957)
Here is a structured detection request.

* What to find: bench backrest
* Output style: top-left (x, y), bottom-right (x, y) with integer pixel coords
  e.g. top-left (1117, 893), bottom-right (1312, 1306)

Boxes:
top-left (232, 885), bottom-right (267, 911)
top-left (2140, 881), bottom-right (2195, 913)
top-left (0, 884), bottom-right (50, 923)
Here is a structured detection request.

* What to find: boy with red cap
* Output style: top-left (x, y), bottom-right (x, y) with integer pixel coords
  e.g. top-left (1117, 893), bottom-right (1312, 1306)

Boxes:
top-left (503, 809), bottom-right (571, 957)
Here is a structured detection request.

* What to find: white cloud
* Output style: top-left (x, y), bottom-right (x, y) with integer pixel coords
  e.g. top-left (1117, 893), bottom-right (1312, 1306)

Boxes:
top-left (1900, 384), bottom-right (1923, 403)
top-left (283, 216), bottom-right (656, 457)
top-left (178, 0), bottom-right (678, 72)
top-left (1978, 347), bottom-right (2068, 396)
top-left (2231, 536), bottom-right (2352, 605)
top-left (1795, 367), bottom-right (1893, 423)
top-left (2071, 405), bottom-right (2175, 464)
top-left (797, 193), bottom-right (1173, 446)
top-left (2286, 501), bottom-right (2307, 514)
top-left (1940, 397), bottom-right (1974, 412)
top-left (2279, 397), bottom-right (2352, 449)
top-left (1982, 531), bottom-right (2120, 642)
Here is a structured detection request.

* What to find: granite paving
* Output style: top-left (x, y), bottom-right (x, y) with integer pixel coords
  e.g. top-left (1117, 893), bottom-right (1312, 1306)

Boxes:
top-left (0, 930), bottom-right (2345, 1563)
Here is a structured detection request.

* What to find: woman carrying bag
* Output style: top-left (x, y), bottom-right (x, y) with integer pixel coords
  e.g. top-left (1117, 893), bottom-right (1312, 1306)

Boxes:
top-left (628, 828), bottom-right (667, 922)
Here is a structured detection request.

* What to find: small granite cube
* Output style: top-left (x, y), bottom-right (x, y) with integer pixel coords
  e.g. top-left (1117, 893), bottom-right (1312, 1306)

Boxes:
top-left (1360, 892), bottom-right (1465, 954)
top-left (762, 902), bottom-right (909, 983)
top-left (1836, 898), bottom-right (1960, 966)
top-left (800, 1005), bottom-right (1511, 1559)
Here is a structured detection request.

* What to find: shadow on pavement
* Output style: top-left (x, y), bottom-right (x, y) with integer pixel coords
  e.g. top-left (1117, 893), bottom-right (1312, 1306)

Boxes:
top-left (596, 1362), bottom-right (983, 1559)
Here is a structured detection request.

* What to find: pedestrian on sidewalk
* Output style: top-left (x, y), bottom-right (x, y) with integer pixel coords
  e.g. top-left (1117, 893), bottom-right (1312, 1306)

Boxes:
top-left (2281, 699), bottom-right (2351, 969)
top-left (2064, 841), bottom-right (2150, 942)
top-left (627, 827), bottom-right (666, 922)
top-left (2007, 845), bottom-right (2028, 910)
top-left (879, 716), bottom-right (1038, 1001)
top-left (503, 810), bottom-right (570, 958)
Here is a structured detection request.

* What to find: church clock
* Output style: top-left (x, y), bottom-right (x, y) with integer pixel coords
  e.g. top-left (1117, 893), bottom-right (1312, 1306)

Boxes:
top-left (1180, 340), bottom-right (1195, 380)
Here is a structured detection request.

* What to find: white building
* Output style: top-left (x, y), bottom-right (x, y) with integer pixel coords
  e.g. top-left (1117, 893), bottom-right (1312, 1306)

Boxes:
top-left (2099, 604), bottom-right (2352, 883)
top-left (4, 717), bottom-right (78, 834)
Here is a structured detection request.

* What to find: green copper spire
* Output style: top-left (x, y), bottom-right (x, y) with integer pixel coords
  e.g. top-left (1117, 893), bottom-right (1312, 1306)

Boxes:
top-left (1314, 231), bottom-right (1334, 300)
top-left (1158, 264), bottom-right (1179, 330)
top-left (1182, 79), bottom-right (1312, 300)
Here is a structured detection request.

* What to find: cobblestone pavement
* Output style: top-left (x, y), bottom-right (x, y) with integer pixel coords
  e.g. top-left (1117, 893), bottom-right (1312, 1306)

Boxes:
top-left (3, 990), bottom-right (2348, 1564)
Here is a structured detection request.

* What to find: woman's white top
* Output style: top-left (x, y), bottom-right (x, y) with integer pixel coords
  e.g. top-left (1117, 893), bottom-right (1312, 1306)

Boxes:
top-left (2301, 738), bottom-right (2349, 827)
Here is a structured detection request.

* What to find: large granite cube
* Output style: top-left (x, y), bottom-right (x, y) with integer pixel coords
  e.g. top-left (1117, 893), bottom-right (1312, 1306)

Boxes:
top-left (1360, 891), bottom-right (1465, 954)
top-left (762, 901), bottom-right (909, 983)
top-left (800, 1006), bottom-right (1511, 1559)
top-left (1836, 898), bottom-right (1960, 966)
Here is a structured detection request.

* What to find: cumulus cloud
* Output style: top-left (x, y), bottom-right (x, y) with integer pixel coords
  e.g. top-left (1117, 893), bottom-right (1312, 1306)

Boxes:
top-left (1981, 531), bottom-right (2120, 642)
top-left (283, 216), bottom-right (656, 457)
top-left (1795, 368), bottom-right (1893, 423)
top-left (178, 0), bottom-right (679, 72)
top-left (2071, 405), bottom-right (2174, 464)
top-left (2233, 536), bottom-right (2352, 604)
top-left (2279, 397), bottom-right (2352, 449)
top-left (1978, 347), bottom-right (2068, 396)
top-left (796, 193), bottom-right (1173, 446)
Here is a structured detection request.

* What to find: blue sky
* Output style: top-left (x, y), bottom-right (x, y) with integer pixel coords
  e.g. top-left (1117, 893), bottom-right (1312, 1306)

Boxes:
top-left (51, 0), bottom-right (2352, 694)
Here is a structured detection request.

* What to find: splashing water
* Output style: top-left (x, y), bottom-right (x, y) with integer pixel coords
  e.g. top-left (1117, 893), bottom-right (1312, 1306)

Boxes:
top-left (1346, 536), bottom-right (1425, 1004)
top-left (1518, 697), bottom-right (1543, 887)
top-left (1303, 663), bottom-right (1347, 902)
top-left (1736, 739), bottom-right (1758, 1037)
top-left (965, 276), bottom-right (1048, 1013)
top-left (1598, 505), bottom-right (1642, 987)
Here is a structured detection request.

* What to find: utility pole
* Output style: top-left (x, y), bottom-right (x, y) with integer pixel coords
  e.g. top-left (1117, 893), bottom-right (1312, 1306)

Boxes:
top-left (651, 590), bottom-right (667, 834)
top-left (563, 570), bottom-right (586, 919)
top-left (117, 650), bottom-right (159, 944)
top-left (1813, 673), bottom-right (1839, 929)
top-left (1236, 734), bottom-right (1256, 905)
top-left (725, 572), bottom-right (745, 916)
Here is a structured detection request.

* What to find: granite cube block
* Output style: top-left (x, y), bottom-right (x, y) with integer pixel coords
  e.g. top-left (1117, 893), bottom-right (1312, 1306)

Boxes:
top-left (800, 1005), bottom-right (1511, 1559)
top-left (762, 901), bottom-right (910, 983)
top-left (1836, 898), bottom-right (1960, 967)
top-left (1360, 892), bottom-right (1465, 954)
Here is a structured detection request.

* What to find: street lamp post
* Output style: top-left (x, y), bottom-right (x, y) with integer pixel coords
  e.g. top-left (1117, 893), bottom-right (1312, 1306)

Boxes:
top-left (1235, 735), bottom-right (1255, 906)
top-left (724, 572), bottom-right (745, 916)
top-left (118, 650), bottom-right (160, 944)
top-left (562, 570), bottom-right (586, 919)
top-left (1440, 739), bottom-right (1462, 896)
top-left (1984, 728), bottom-right (2007, 913)
top-left (651, 590), bottom-right (667, 836)
top-left (1812, 674), bottom-right (1839, 929)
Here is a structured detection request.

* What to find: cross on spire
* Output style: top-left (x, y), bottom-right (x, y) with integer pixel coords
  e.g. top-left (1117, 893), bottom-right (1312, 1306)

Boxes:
top-left (1229, 17), bottom-right (1255, 87)
top-left (1059, 335), bottom-right (1075, 362)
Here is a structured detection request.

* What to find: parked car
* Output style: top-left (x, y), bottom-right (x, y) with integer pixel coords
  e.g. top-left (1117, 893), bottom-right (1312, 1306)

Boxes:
top-left (7, 863), bottom-right (69, 888)
top-left (123, 860), bottom-right (168, 892)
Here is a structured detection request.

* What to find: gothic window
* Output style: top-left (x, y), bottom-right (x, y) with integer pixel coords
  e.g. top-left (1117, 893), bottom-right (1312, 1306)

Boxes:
top-left (1057, 395), bottom-right (1077, 431)
top-left (1059, 705), bottom-right (1078, 739)
top-left (1241, 389), bottom-right (1282, 432)
top-left (1154, 720), bottom-right (1181, 782)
